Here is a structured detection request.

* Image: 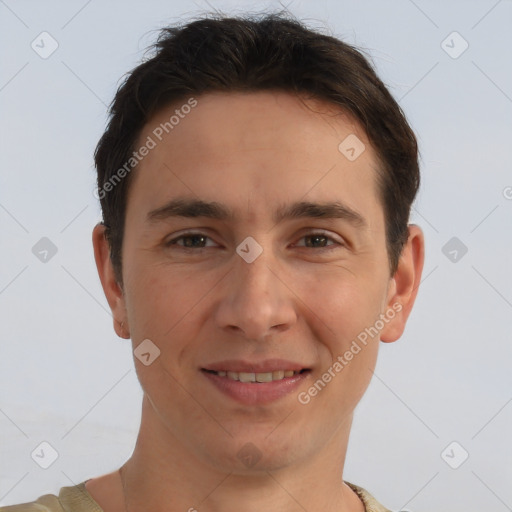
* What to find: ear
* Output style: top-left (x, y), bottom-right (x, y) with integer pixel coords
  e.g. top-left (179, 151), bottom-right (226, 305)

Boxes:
top-left (380, 224), bottom-right (425, 343)
top-left (92, 223), bottom-right (130, 339)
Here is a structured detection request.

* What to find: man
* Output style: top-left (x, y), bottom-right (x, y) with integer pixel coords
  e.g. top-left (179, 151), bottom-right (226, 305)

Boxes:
top-left (2, 11), bottom-right (424, 512)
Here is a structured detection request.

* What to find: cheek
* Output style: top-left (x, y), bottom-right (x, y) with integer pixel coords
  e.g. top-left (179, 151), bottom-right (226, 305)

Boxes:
top-left (124, 268), bottom-right (205, 401)
top-left (306, 279), bottom-right (383, 409)
top-left (307, 266), bottom-right (387, 341)
top-left (303, 268), bottom-right (386, 390)
top-left (124, 262), bottom-right (222, 350)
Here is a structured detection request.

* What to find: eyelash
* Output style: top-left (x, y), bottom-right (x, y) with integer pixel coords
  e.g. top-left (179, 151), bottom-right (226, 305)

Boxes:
top-left (165, 231), bottom-right (344, 251)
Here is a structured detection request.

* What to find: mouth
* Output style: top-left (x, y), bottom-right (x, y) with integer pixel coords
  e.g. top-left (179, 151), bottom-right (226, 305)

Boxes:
top-left (202, 368), bottom-right (311, 383)
top-left (200, 363), bottom-right (312, 405)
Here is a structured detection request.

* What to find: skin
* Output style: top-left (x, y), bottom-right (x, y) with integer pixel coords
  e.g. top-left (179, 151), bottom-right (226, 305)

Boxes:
top-left (90, 90), bottom-right (424, 512)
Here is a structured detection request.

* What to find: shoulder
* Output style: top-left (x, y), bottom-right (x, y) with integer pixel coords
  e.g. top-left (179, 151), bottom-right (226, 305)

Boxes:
top-left (0, 481), bottom-right (102, 512)
top-left (0, 492), bottom-right (63, 512)
top-left (345, 481), bottom-right (393, 512)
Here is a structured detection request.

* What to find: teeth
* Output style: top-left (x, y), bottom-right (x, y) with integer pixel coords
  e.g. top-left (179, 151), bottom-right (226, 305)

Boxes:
top-left (239, 372), bottom-right (255, 382)
top-left (212, 370), bottom-right (302, 382)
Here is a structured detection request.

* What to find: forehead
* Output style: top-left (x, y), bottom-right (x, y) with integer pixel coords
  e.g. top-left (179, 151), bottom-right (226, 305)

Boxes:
top-left (126, 90), bottom-right (383, 226)
top-left (145, 91), bottom-right (367, 157)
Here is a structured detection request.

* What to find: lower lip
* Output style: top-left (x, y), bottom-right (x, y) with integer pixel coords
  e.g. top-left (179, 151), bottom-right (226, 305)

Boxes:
top-left (201, 370), bottom-right (310, 405)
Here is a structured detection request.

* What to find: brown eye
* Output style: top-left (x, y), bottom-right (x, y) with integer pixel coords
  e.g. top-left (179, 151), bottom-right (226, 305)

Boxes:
top-left (166, 232), bottom-right (217, 248)
top-left (295, 231), bottom-right (343, 250)
top-left (303, 234), bottom-right (331, 248)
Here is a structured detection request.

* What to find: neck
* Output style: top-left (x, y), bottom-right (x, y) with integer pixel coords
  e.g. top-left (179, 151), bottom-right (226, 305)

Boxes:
top-left (116, 394), bottom-right (364, 512)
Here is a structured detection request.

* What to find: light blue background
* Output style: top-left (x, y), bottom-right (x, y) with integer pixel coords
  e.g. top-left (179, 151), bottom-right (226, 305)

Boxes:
top-left (1, 1), bottom-right (511, 511)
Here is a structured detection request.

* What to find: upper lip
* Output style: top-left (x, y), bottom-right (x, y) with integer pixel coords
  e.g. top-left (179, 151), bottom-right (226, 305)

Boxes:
top-left (202, 359), bottom-right (310, 373)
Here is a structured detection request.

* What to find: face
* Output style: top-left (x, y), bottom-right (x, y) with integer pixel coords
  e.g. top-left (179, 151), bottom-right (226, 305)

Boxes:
top-left (95, 91), bottom-right (422, 473)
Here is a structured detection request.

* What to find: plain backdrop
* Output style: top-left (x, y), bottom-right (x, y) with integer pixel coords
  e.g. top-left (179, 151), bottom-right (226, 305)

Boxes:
top-left (1, 1), bottom-right (511, 511)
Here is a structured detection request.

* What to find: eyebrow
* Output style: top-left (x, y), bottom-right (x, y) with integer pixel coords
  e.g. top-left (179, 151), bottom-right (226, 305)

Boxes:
top-left (146, 197), bottom-right (367, 228)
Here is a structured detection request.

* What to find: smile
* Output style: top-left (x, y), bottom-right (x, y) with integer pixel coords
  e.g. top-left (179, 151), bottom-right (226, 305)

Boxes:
top-left (203, 369), bottom-right (309, 383)
top-left (201, 367), bottom-right (312, 405)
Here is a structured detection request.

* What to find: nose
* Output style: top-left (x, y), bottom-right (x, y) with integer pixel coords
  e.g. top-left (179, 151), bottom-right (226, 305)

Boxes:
top-left (213, 243), bottom-right (297, 341)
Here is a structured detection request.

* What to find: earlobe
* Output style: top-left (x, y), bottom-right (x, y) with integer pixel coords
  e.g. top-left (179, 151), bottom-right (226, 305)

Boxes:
top-left (380, 224), bottom-right (425, 343)
top-left (92, 223), bottom-right (129, 338)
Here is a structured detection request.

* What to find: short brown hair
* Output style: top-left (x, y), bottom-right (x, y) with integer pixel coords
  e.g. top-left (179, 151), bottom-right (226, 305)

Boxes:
top-left (95, 11), bottom-right (420, 285)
